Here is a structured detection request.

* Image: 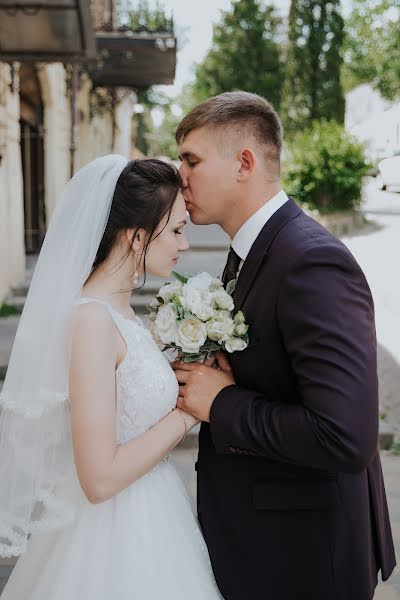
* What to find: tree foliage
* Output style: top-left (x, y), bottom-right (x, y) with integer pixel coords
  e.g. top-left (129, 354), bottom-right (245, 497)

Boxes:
top-left (343, 0), bottom-right (400, 100)
top-left (282, 0), bottom-right (345, 134)
top-left (192, 0), bottom-right (284, 110)
top-left (131, 84), bottom-right (198, 159)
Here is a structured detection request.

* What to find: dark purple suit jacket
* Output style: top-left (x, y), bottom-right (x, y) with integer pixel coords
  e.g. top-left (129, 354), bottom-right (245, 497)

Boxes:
top-left (197, 199), bottom-right (396, 600)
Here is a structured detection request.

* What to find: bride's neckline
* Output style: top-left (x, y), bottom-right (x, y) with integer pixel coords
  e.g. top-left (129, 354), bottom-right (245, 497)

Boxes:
top-left (79, 295), bottom-right (139, 323)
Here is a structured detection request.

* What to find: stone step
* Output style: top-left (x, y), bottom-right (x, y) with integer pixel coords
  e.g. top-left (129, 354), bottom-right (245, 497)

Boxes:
top-left (4, 291), bottom-right (156, 315)
top-left (379, 420), bottom-right (395, 451)
top-left (170, 425), bottom-right (397, 451)
top-left (4, 296), bottom-right (25, 311)
top-left (10, 284), bottom-right (30, 298)
top-left (0, 369), bottom-right (395, 453)
top-left (6, 248), bottom-right (229, 314)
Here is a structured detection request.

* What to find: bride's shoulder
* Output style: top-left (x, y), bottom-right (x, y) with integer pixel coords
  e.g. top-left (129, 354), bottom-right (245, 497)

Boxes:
top-left (72, 301), bottom-right (116, 340)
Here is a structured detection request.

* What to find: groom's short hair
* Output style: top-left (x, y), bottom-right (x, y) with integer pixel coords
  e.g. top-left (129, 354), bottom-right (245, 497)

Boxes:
top-left (175, 91), bottom-right (282, 171)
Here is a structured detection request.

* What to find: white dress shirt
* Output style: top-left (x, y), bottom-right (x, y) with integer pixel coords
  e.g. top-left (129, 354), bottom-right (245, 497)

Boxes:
top-left (231, 190), bottom-right (288, 273)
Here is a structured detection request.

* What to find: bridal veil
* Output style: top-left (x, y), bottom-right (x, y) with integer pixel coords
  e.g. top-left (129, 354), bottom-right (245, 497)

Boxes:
top-left (0, 154), bottom-right (128, 556)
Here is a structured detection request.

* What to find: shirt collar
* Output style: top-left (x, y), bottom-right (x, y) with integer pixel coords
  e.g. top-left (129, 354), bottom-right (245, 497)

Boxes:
top-left (231, 190), bottom-right (288, 261)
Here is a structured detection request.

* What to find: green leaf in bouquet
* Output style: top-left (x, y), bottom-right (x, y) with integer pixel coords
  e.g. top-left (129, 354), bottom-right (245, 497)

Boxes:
top-left (182, 353), bottom-right (205, 363)
top-left (226, 279), bottom-right (237, 296)
top-left (162, 344), bottom-right (177, 351)
top-left (172, 271), bottom-right (191, 285)
top-left (176, 305), bottom-right (186, 319)
top-left (201, 341), bottom-right (221, 353)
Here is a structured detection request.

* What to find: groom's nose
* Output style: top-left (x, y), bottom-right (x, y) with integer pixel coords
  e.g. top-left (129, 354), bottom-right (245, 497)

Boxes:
top-left (179, 165), bottom-right (189, 189)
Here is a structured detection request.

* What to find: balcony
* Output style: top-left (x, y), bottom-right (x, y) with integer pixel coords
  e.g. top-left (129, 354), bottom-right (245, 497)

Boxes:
top-left (89, 29), bottom-right (176, 88)
top-left (0, 0), bottom-right (96, 62)
top-left (0, 2), bottom-right (177, 89)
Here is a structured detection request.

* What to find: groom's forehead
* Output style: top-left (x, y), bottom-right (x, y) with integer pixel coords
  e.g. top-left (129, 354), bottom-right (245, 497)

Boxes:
top-left (179, 127), bottom-right (216, 153)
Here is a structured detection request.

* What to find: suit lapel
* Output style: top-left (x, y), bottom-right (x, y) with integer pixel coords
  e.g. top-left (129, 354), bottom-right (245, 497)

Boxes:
top-left (233, 198), bottom-right (302, 312)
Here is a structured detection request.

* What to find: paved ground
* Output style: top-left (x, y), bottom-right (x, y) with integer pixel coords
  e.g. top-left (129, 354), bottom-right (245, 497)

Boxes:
top-left (172, 444), bottom-right (400, 599)
top-left (0, 316), bottom-right (19, 376)
top-left (339, 179), bottom-right (400, 437)
top-left (344, 180), bottom-right (400, 429)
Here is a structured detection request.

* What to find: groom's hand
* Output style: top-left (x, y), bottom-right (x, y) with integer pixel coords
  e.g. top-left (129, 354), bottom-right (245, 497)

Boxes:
top-left (172, 353), bottom-right (235, 422)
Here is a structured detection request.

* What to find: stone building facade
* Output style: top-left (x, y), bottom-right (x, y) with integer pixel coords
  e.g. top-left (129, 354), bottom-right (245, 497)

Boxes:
top-left (0, 0), bottom-right (138, 303)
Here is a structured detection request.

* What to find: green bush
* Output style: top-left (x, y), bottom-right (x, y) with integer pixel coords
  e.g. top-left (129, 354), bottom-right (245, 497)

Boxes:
top-left (0, 303), bottom-right (22, 317)
top-left (282, 120), bottom-right (371, 213)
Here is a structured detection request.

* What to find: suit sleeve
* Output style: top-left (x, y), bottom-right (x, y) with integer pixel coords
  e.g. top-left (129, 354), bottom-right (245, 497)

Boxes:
top-left (209, 244), bottom-right (379, 473)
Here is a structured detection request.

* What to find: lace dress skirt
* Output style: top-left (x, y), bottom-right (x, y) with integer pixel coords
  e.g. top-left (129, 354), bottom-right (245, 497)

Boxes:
top-left (1, 458), bottom-right (222, 599)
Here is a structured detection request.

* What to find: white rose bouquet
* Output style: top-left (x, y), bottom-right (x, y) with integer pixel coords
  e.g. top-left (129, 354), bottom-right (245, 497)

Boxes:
top-left (147, 271), bottom-right (249, 363)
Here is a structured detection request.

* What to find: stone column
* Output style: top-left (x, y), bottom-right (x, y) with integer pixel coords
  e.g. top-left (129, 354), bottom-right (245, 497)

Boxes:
top-left (113, 89), bottom-right (136, 158)
top-left (75, 74), bottom-right (113, 169)
top-left (37, 63), bottom-right (70, 220)
top-left (0, 63), bottom-right (25, 303)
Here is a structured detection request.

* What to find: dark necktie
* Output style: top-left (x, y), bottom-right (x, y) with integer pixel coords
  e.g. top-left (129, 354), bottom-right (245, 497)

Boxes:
top-left (222, 246), bottom-right (241, 286)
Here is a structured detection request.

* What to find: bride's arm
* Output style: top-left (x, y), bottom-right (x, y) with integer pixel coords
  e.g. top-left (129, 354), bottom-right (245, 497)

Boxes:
top-left (69, 303), bottom-right (196, 505)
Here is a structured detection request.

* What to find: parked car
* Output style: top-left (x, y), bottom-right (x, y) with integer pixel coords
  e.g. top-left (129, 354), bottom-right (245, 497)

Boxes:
top-left (377, 156), bottom-right (400, 191)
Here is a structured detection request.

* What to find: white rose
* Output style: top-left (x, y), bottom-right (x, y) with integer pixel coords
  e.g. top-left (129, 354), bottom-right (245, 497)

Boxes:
top-left (194, 302), bottom-right (215, 322)
top-left (183, 286), bottom-right (214, 322)
top-left (148, 318), bottom-right (161, 344)
top-left (213, 289), bottom-right (235, 311)
top-left (158, 281), bottom-right (183, 303)
top-left (206, 314), bottom-right (234, 342)
top-left (176, 317), bottom-right (207, 354)
top-left (234, 310), bottom-right (246, 325)
top-left (234, 323), bottom-right (248, 336)
top-left (224, 337), bottom-right (248, 353)
top-left (184, 272), bottom-right (214, 293)
top-left (154, 304), bottom-right (178, 345)
top-left (209, 277), bottom-right (224, 291)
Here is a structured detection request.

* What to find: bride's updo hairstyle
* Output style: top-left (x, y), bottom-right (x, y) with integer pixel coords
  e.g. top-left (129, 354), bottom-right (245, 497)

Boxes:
top-left (92, 158), bottom-right (182, 285)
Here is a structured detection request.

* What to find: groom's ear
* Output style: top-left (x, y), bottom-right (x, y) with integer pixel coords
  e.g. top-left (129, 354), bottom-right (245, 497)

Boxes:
top-left (236, 148), bottom-right (256, 182)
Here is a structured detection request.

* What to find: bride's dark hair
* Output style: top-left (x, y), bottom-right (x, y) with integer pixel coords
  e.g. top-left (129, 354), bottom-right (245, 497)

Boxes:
top-left (92, 158), bottom-right (182, 286)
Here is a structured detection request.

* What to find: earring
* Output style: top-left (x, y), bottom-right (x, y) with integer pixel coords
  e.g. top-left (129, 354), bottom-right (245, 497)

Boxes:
top-left (133, 254), bottom-right (140, 287)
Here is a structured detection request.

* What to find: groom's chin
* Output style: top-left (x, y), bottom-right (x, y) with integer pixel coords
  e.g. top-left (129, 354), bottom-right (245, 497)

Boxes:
top-left (188, 210), bottom-right (210, 226)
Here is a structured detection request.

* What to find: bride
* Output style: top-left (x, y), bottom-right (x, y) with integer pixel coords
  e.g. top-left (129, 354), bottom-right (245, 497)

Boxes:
top-left (0, 155), bottom-right (222, 599)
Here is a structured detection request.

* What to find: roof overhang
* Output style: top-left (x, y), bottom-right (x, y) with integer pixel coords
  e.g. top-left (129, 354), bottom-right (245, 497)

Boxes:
top-left (0, 0), bottom-right (96, 62)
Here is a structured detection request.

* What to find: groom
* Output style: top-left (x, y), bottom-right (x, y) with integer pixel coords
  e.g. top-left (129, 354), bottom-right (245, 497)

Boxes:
top-left (173, 92), bottom-right (396, 599)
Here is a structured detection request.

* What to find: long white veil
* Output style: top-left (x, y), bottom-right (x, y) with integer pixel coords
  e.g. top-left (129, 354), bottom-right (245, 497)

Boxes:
top-left (0, 154), bottom-right (128, 556)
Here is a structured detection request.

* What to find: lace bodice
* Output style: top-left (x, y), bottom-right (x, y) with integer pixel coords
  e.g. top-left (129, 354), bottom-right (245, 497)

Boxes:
top-left (77, 298), bottom-right (179, 444)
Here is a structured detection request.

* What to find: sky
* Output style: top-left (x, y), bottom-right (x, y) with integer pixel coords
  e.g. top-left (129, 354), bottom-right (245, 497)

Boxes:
top-left (154, 0), bottom-right (292, 99)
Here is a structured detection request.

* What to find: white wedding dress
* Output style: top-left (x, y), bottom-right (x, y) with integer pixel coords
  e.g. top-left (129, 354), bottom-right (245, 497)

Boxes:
top-left (1, 298), bottom-right (221, 600)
